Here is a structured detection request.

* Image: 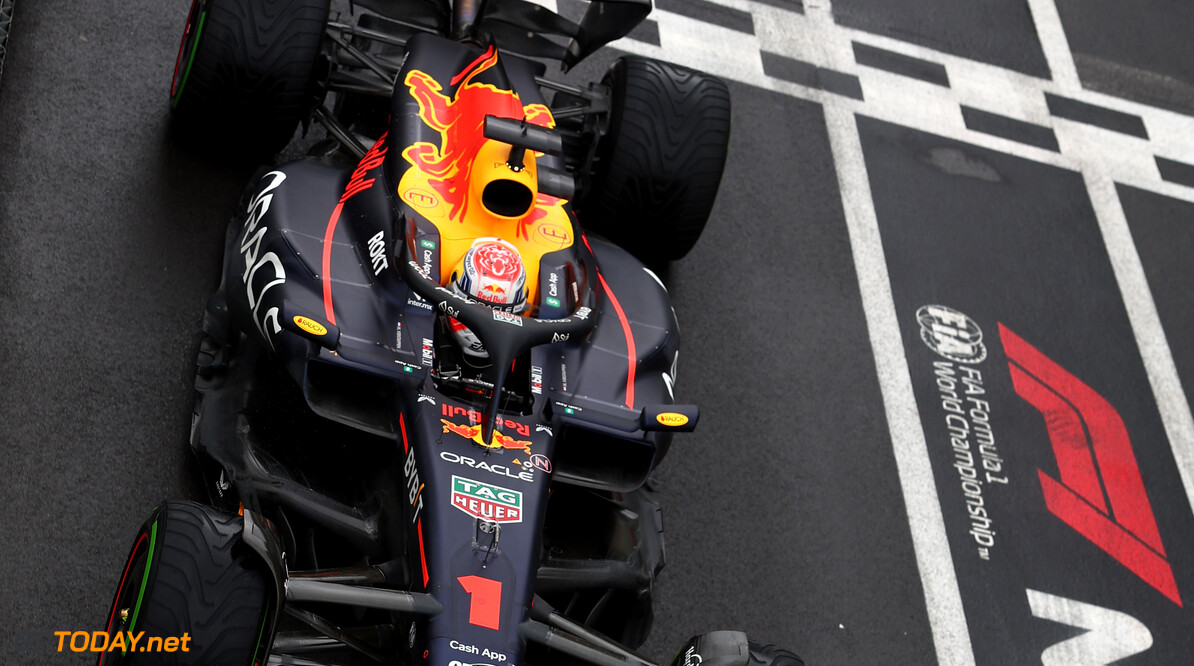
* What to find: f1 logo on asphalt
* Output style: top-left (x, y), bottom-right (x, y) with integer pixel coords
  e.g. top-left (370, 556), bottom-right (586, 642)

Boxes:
top-left (1002, 324), bottom-right (1181, 607)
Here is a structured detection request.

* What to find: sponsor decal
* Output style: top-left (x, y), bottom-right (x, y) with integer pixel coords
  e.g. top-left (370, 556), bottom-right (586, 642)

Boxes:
top-left (536, 223), bottom-right (571, 248)
top-left (367, 230), bottom-right (389, 275)
top-left (655, 412), bottom-right (689, 427)
top-left (917, 305), bottom-right (987, 364)
top-left (573, 306), bottom-right (591, 321)
top-left (405, 189), bottom-right (439, 208)
top-left (451, 476), bottom-right (522, 524)
top-left (551, 332), bottom-right (569, 343)
top-left (449, 640), bottom-right (508, 663)
top-left (441, 419), bottom-right (533, 454)
top-left (417, 393), bottom-right (436, 405)
top-left (420, 238), bottom-right (437, 250)
top-left (240, 171), bottom-right (288, 345)
top-left (526, 453), bottom-right (552, 473)
top-left (545, 296), bottom-right (561, 308)
top-left (554, 401), bottom-right (581, 415)
top-left (340, 134), bottom-right (388, 204)
top-left (560, 363), bottom-right (568, 392)
top-left (1001, 324), bottom-right (1180, 605)
top-left (215, 469), bottom-right (230, 498)
top-left (394, 359), bottom-right (420, 374)
top-left (395, 321), bottom-right (403, 348)
top-left (683, 647), bottom-right (702, 666)
top-left (404, 446), bottom-right (425, 523)
top-left (441, 450), bottom-right (534, 483)
top-left (423, 248), bottom-right (435, 276)
top-left (407, 296), bottom-right (434, 311)
top-left (421, 337), bottom-right (434, 366)
top-left (530, 365), bottom-right (543, 395)
top-left (492, 309), bottom-right (523, 326)
top-left (293, 315), bottom-right (327, 337)
top-left (547, 271), bottom-right (559, 298)
top-left (441, 405), bottom-right (531, 437)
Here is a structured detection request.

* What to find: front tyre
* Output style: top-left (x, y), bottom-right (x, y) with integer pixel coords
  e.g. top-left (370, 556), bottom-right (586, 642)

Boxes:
top-left (578, 56), bottom-right (731, 266)
top-left (170, 0), bottom-right (331, 155)
top-left (97, 501), bottom-right (271, 666)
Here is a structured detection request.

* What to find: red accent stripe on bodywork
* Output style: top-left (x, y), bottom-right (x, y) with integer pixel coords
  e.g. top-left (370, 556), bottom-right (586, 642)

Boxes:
top-left (321, 201), bottom-right (345, 325)
top-left (451, 45), bottom-right (497, 87)
top-left (1000, 323), bottom-right (1180, 605)
top-left (322, 134), bottom-right (389, 326)
top-left (417, 519), bottom-right (429, 587)
top-left (399, 413), bottom-right (409, 454)
top-left (597, 272), bottom-right (635, 409)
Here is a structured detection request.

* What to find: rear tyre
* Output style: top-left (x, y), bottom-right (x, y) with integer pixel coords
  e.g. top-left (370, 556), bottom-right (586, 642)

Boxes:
top-left (578, 56), bottom-right (731, 266)
top-left (98, 501), bottom-right (271, 666)
top-left (170, 0), bottom-right (331, 155)
top-left (748, 641), bottom-right (806, 666)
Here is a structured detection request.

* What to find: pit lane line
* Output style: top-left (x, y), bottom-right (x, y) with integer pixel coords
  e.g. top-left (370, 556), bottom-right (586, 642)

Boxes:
top-left (605, 1), bottom-right (1194, 663)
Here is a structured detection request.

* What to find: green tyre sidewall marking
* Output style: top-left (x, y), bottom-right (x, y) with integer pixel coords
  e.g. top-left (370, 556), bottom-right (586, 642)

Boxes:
top-left (172, 10), bottom-right (207, 109)
top-left (125, 519), bottom-right (158, 654)
top-left (251, 597), bottom-right (271, 665)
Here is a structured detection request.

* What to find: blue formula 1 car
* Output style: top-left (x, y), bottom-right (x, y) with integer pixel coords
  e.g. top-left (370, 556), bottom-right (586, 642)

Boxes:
top-left (98, 1), bottom-right (804, 665)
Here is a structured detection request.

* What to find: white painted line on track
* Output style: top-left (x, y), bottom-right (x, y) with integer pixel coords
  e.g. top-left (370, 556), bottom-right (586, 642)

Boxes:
top-left (612, 1), bottom-right (1194, 664)
top-left (1084, 172), bottom-right (1194, 530)
top-left (1024, 0), bottom-right (1080, 91)
top-left (1027, 0), bottom-right (1194, 544)
top-left (822, 103), bottom-right (976, 666)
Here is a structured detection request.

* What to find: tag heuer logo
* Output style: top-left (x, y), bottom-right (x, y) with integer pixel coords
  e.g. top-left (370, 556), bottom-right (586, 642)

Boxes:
top-left (451, 476), bottom-right (523, 523)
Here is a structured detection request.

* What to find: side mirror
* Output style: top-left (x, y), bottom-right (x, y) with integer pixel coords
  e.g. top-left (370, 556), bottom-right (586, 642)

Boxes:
top-left (670, 631), bottom-right (750, 666)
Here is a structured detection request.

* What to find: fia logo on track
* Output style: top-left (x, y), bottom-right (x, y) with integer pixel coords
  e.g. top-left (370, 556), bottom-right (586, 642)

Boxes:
top-left (917, 305), bottom-right (987, 364)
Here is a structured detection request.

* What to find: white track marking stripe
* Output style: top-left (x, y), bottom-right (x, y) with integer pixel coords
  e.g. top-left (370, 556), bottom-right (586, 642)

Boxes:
top-left (823, 103), bottom-right (976, 666)
top-left (614, 1), bottom-right (1194, 662)
top-left (1024, 0), bottom-right (1080, 90)
top-left (1029, 0), bottom-right (1194, 539)
top-left (1084, 173), bottom-right (1194, 525)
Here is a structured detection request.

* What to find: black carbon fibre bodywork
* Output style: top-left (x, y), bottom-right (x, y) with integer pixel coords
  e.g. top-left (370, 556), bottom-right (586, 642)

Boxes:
top-left (192, 34), bottom-right (687, 665)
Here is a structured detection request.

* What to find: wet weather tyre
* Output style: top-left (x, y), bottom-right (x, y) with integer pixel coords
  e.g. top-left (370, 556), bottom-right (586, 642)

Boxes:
top-left (169, 0), bottom-right (331, 155)
top-left (97, 501), bottom-right (271, 666)
top-left (579, 56), bottom-right (731, 265)
top-left (748, 641), bottom-right (806, 666)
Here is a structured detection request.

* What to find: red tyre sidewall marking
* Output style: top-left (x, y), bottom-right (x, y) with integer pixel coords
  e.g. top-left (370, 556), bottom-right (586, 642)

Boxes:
top-left (98, 531), bottom-right (150, 666)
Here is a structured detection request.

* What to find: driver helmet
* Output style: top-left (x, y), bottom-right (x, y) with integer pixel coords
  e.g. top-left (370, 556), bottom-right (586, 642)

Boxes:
top-left (448, 238), bottom-right (528, 360)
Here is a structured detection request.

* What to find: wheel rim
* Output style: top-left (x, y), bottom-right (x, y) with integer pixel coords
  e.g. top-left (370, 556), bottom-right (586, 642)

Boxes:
top-left (170, 0), bottom-right (206, 107)
top-left (98, 522), bottom-right (156, 665)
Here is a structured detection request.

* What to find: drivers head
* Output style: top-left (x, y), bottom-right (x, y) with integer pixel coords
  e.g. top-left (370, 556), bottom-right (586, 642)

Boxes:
top-left (448, 238), bottom-right (528, 360)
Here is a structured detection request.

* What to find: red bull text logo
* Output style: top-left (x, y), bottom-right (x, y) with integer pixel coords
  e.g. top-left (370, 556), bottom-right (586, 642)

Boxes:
top-left (441, 419), bottom-right (533, 453)
top-left (441, 404), bottom-right (530, 437)
top-left (342, 132), bottom-right (388, 204)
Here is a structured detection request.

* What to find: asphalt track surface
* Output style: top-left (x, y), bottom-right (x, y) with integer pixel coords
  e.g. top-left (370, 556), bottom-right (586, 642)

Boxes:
top-left (1, 1), bottom-right (1193, 665)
